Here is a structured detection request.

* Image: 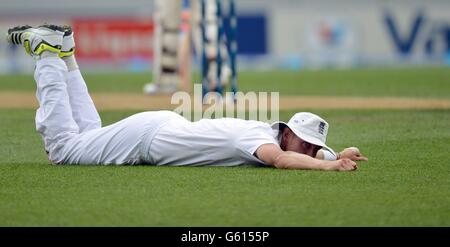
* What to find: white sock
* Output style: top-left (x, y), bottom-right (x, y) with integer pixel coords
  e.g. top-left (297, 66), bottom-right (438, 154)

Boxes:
top-left (62, 55), bottom-right (79, 71)
top-left (40, 51), bottom-right (59, 59)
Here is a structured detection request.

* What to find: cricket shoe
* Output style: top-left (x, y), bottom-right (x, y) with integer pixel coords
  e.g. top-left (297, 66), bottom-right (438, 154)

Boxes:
top-left (7, 24), bottom-right (64, 58)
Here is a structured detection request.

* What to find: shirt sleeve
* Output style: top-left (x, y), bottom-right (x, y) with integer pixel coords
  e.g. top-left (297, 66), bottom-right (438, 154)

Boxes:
top-left (235, 122), bottom-right (279, 165)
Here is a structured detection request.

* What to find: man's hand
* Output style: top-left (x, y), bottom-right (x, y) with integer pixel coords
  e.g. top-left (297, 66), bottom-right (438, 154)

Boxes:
top-left (326, 158), bottom-right (358, 171)
top-left (339, 147), bottom-right (368, 161)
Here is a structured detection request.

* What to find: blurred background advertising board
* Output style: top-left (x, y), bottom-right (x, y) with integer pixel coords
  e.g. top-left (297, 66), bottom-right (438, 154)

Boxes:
top-left (0, 0), bottom-right (448, 74)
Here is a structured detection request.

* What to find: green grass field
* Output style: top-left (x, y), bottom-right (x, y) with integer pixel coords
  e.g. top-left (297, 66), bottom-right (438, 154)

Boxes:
top-left (3, 67), bottom-right (450, 97)
top-left (0, 68), bottom-right (449, 226)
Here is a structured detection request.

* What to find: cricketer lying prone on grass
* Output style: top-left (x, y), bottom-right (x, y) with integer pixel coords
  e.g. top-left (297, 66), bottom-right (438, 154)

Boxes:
top-left (6, 24), bottom-right (368, 171)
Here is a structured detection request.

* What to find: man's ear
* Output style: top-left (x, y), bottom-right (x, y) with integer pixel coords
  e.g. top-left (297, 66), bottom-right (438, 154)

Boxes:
top-left (282, 127), bottom-right (291, 140)
top-left (280, 128), bottom-right (289, 151)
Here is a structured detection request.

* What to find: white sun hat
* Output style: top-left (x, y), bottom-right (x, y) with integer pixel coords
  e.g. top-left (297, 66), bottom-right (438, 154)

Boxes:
top-left (271, 112), bottom-right (336, 156)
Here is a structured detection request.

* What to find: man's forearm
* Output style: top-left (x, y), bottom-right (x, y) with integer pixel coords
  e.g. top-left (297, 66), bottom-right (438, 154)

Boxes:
top-left (274, 151), bottom-right (331, 170)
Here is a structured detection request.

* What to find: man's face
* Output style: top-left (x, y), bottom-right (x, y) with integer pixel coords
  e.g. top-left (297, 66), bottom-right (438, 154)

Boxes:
top-left (280, 128), bottom-right (322, 157)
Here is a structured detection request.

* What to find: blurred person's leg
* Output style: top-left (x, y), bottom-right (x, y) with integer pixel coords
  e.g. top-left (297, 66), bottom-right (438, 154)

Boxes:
top-left (190, 0), bottom-right (202, 65)
top-left (144, 0), bottom-right (182, 94)
top-left (179, 0), bottom-right (193, 93)
top-left (200, 0), bottom-right (231, 92)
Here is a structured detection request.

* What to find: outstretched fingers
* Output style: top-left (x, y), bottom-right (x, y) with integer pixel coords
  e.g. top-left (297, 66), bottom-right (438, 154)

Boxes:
top-left (351, 148), bottom-right (368, 161)
top-left (355, 154), bottom-right (369, 161)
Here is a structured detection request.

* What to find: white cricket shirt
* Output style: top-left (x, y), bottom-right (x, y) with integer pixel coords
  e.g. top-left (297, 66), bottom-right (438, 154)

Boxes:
top-left (148, 116), bottom-right (279, 166)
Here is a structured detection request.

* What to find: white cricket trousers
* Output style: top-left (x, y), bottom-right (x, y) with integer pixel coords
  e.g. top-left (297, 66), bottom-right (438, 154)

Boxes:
top-left (34, 57), bottom-right (175, 165)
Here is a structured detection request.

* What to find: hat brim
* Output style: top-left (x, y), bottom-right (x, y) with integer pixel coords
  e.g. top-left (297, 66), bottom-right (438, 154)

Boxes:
top-left (271, 121), bottom-right (336, 157)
